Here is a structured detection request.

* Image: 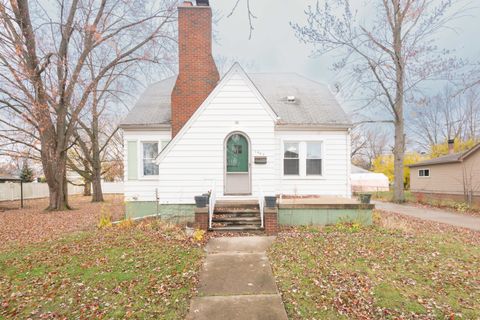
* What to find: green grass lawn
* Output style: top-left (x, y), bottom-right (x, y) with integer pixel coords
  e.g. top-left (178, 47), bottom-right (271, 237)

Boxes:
top-left (370, 190), bottom-right (415, 202)
top-left (269, 215), bottom-right (480, 319)
top-left (0, 220), bottom-right (204, 319)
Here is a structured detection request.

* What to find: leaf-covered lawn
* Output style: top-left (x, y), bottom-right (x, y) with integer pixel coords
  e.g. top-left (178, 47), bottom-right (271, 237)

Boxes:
top-left (0, 221), bottom-right (204, 319)
top-left (0, 195), bottom-right (125, 250)
top-left (269, 212), bottom-right (480, 319)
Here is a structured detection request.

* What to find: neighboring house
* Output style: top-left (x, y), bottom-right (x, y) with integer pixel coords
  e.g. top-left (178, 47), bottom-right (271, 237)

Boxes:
top-left (409, 141), bottom-right (480, 207)
top-left (351, 165), bottom-right (389, 193)
top-left (119, 1), bottom-right (352, 222)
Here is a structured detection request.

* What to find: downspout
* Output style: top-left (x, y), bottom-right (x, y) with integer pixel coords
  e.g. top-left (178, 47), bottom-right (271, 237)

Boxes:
top-left (347, 128), bottom-right (351, 198)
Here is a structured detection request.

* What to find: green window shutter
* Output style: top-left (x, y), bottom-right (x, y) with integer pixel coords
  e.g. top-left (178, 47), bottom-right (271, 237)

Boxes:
top-left (127, 141), bottom-right (138, 180)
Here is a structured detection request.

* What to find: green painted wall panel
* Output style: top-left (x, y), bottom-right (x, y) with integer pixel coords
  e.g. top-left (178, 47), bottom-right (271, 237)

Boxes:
top-left (279, 208), bottom-right (372, 226)
top-left (125, 201), bottom-right (194, 223)
top-left (127, 141), bottom-right (138, 180)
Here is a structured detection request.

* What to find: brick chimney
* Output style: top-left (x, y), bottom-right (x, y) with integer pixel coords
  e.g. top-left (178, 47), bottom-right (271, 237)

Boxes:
top-left (171, 0), bottom-right (219, 136)
top-left (448, 139), bottom-right (455, 154)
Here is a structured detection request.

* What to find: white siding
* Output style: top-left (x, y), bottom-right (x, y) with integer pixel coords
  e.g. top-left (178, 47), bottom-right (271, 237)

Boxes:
top-left (275, 130), bottom-right (351, 198)
top-left (123, 66), bottom-right (351, 204)
top-left (156, 68), bottom-right (278, 203)
top-left (123, 130), bottom-right (171, 201)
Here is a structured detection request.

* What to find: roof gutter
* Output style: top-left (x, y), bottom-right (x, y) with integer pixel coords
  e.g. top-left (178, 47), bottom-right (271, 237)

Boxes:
top-left (275, 123), bottom-right (352, 131)
top-left (119, 124), bottom-right (171, 131)
top-left (408, 160), bottom-right (461, 168)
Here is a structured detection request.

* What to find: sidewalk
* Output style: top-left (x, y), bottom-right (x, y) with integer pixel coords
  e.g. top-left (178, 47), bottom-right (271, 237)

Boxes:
top-left (374, 201), bottom-right (480, 231)
top-left (186, 236), bottom-right (288, 320)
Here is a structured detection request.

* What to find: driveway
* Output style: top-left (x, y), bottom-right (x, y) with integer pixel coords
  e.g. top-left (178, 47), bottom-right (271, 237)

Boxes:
top-left (374, 201), bottom-right (480, 231)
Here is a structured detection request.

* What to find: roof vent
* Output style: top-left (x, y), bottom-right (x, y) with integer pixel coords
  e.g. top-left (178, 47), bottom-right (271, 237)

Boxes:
top-left (196, 0), bottom-right (210, 6)
top-left (286, 95), bottom-right (296, 103)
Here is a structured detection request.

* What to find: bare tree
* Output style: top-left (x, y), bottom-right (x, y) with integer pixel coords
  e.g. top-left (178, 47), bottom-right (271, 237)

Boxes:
top-left (352, 125), bottom-right (390, 169)
top-left (0, 0), bottom-right (177, 210)
top-left (227, 0), bottom-right (256, 39)
top-left (410, 85), bottom-right (480, 150)
top-left (464, 88), bottom-right (480, 140)
top-left (292, 0), bottom-right (465, 202)
top-left (460, 157), bottom-right (480, 205)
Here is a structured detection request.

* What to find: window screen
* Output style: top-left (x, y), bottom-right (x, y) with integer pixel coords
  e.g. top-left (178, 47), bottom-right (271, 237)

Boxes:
top-left (143, 142), bottom-right (159, 176)
top-left (284, 142), bottom-right (299, 175)
top-left (307, 142), bottom-right (322, 175)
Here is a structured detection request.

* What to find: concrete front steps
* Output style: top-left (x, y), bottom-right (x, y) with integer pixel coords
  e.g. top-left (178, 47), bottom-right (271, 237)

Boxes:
top-left (210, 199), bottom-right (264, 232)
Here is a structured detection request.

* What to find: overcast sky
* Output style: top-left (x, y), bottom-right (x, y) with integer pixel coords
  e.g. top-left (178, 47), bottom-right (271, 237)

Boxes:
top-left (210, 0), bottom-right (480, 112)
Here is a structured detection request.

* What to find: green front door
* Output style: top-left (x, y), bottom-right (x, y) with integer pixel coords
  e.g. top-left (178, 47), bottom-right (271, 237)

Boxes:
top-left (225, 133), bottom-right (251, 194)
top-left (226, 134), bottom-right (249, 173)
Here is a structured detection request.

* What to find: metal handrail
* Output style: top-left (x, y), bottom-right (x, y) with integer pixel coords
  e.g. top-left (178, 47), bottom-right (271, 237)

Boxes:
top-left (208, 182), bottom-right (216, 229)
top-left (259, 187), bottom-right (264, 228)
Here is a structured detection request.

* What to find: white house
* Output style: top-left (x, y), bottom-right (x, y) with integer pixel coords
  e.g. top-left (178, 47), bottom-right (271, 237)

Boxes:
top-left (120, 0), bottom-right (352, 224)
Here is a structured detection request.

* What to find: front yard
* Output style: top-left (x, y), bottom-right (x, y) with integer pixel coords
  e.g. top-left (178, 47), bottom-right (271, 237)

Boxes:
top-left (1, 195), bottom-right (479, 319)
top-left (0, 221), bottom-right (204, 319)
top-left (268, 212), bottom-right (480, 319)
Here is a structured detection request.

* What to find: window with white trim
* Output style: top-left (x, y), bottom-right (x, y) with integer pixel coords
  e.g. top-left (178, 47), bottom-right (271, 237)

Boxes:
top-left (306, 142), bottom-right (322, 175)
top-left (419, 169), bottom-right (430, 177)
top-left (142, 142), bottom-right (159, 176)
top-left (283, 142), bottom-right (299, 175)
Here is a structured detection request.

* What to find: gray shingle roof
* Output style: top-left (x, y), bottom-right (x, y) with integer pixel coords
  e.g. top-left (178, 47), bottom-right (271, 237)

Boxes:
top-left (408, 153), bottom-right (464, 167)
top-left (248, 73), bottom-right (350, 126)
top-left (408, 143), bottom-right (480, 167)
top-left (120, 77), bottom-right (175, 128)
top-left (120, 72), bottom-right (351, 128)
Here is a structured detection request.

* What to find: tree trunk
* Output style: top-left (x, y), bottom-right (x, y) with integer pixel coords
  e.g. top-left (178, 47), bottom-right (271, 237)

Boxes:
top-left (40, 123), bottom-right (71, 211)
top-left (393, 120), bottom-right (405, 202)
top-left (91, 173), bottom-right (104, 202)
top-left (90, 99), bottom-right (104, 203)
top-left (45, 164), bottom-right (70, 210)
top-left (83, 181), bottom-right (92, 196)
top-left (392, 11), bottom-right (405, 203)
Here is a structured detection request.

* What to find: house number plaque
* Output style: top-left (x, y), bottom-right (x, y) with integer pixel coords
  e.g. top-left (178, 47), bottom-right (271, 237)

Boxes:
top-left (254, 156), bottom-right (267, 164)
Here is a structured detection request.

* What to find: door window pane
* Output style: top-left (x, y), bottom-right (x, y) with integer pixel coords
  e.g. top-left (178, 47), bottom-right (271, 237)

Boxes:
top-left (143, 142), bottom-right (159, 176)
top-left (227, 134), bottom-right (249, 172)
top-left (284, 142), bottom-right (299, 175)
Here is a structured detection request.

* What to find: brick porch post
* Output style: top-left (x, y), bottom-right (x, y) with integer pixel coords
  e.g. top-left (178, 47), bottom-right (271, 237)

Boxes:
top-left (194, 207), bottom-right (209, 230)
top-left (264, 207), bottom-right (279, 235)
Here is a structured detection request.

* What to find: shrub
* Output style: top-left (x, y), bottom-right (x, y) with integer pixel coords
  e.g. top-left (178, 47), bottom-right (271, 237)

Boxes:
top-left (98, 204), bottom-right (112, 229)
top-left (328, 221), bottom-right (363, 233)
top-left (117, 217), bottom-right (134, 229)
top-left (453, 202), bottom-right (469, 213)
top-left (98, 215), bottom-right (112, 229)
top-left (372, 211), bottom-right (382, 225)
top-left (192, 229), bottom-right (206, 242)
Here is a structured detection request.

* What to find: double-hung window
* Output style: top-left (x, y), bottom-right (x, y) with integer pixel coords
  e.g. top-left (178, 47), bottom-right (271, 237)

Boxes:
top-left (419, 169), bottom-right (430, 177)
top-left (306, 142), bottom-right (322, 175)
top-left (283, 142), bottom-right (300, 175)
top-left (283, 141), bottom-right (323, 177)
top-left (142, 142), bottom-right (159, 176)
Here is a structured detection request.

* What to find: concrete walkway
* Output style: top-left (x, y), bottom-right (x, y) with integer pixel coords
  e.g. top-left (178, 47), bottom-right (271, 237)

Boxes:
top-left (186, 236), bottom-right (288, 320)
top-left (374, 201), bottom-right (480, 231)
